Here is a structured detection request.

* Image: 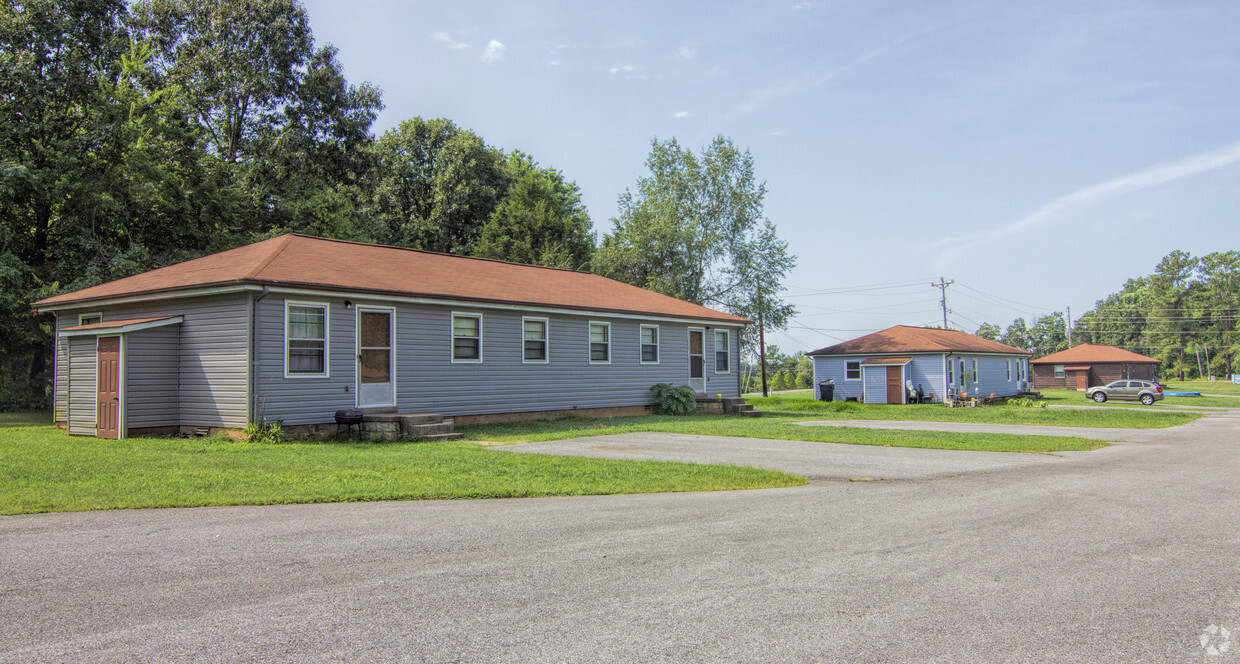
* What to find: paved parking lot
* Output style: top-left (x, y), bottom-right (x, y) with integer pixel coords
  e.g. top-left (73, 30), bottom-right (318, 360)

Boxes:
top-left (3, 412), bottom-right (1239, 663)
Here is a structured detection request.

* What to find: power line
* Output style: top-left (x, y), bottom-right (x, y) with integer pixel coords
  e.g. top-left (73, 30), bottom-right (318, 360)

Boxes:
top-left (931, 277), bottom-right (953, 329)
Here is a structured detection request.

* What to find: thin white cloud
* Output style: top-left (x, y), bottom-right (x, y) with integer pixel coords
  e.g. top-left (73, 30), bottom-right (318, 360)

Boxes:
top-left (930, 139), bottom-right (1240, 266)
top-left (793, 2), bottom-right (812, 9)
top-left (609, 64), bottom-right (638, 75)
top-left (673, 111), bottom-right (692, 118)
top-left (432, 32), bottom-right (469, 50)
top-left (677, 46), bottom-right (696, 59)
top-left (726, 13), bottom-right (968, 122)
top-left (769, 128), bottom-right (784, 136)
top-left (546, 59), bottom-right (560, 67)
top-left (481, 40), bottom-right (505, 63)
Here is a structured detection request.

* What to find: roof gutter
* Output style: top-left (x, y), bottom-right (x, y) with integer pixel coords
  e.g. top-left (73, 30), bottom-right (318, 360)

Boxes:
top-left (249, 286), bottom-right (270, 425)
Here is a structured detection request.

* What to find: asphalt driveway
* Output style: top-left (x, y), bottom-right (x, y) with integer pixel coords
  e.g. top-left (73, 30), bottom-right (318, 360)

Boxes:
top-left (3, 412), bottom-right (1238, 663)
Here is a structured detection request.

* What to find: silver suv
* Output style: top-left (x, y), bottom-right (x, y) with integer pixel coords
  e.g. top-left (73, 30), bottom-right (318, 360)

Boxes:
top-left (1086, 380), bottom-right (1164, 405)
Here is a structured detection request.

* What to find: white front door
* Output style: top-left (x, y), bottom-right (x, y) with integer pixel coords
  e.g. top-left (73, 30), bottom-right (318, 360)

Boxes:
top-left (357, 308), bottom-right (394, 408)
top-left (688, 328), bottom-right (705, 393)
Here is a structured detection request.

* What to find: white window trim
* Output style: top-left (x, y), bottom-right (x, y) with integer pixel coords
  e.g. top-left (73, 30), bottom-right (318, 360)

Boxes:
top-left (947, 359), bottom-right (954, 386)
top-left (1007, 359), bottom-right (1012, 381)
top-left (451, 312), bottom-right (484, 364)
top-left (522, 316), bottom-right (549, 364)
top-left (713, 329), bottom-right (730, 374)
top-left (355, 305), bottom-right (396, 407)
top-left (78, 312), bottom-right (103, 326)
top-left (588, 321), bottom-right (611, 365)
top-left (639, 324), bottom-right (659, 365)
top-left (284, 300), bottom-right (330, 379)
top-left (845, 360), bottom-right (862, 381)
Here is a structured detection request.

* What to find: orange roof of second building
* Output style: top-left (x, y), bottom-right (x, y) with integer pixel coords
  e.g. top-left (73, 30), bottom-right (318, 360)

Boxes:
top-left (1030, 343), bottom-right (1158, 364)
top-left (33, 234), bottom-right (750, 324)
top-left (808, 325), bottom-right (1029, 356)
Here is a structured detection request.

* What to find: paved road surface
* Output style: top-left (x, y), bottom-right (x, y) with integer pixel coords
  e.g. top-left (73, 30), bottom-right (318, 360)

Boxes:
top-left (3, 412), bottom-right (1239, 663)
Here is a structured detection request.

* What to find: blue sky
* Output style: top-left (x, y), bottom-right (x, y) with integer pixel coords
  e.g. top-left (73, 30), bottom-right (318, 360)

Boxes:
top-left (302, 0), bottom-right (1240, 353)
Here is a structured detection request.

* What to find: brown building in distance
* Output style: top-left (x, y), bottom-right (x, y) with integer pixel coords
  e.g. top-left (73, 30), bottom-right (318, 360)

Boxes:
top-left (1031, 344), bottom-right (1160, 391)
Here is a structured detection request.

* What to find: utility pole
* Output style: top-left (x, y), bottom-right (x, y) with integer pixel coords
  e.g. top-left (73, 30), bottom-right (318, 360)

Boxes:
top-left (757, 290), bottom-right (768, 397)
top-left (931, 277), bottom-right (953, 329)
top-left (1066, 306), bottom-right (1072, 347)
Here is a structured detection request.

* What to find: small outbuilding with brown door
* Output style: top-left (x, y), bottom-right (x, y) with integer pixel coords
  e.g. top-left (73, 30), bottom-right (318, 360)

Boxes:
top-left (1030, 344), bottom-right (1160, 391)
top-left (808, 326), bottom-right (1032, 404)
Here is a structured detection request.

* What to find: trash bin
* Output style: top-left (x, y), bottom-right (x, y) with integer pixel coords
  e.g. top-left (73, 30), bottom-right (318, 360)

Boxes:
top-left (818, 380), bottom-right (835, 401)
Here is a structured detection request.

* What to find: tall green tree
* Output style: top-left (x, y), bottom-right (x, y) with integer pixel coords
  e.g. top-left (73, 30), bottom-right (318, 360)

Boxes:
top-left (473, 153), bottom-right (594, 269)
top-left (1, 0), bottom-right (126, 407)
top-left (371, 117), bottom-right (507, 254)
top-left (1026, 312), bottom-right (1069, 358)
top-left (1000, 318), bottom-right (1030, 351)
top-left (593, 135), bottom-right (796, 356)
top-left (975, 322), bottom-right (1001, 341)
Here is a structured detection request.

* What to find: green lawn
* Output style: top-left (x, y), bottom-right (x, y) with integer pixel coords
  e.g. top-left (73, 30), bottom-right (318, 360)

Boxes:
top-left (1039, 388), bottom-right (1238, 410)
top-left (1160, 379), bottom-right (1240, 397)
top-left (0, 415), bottom-right (804, 515)
top-left (746, 391), bottom-right (1201, 428)
top-left (458, 412), bottom-right (1107, 454)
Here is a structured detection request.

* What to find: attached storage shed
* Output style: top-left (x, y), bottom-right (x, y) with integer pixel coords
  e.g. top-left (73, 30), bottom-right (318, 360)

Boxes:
top-left (35, 234), bottom-right (749, 438)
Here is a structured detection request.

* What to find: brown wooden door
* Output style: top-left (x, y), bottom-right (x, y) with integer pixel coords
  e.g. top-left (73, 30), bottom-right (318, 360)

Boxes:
top-left (886, 366), bottom-right (903, 404)
top-left (96, 336), bottom-right (120, 439)
top-left (1075, 370), bottom-right (1089, 391)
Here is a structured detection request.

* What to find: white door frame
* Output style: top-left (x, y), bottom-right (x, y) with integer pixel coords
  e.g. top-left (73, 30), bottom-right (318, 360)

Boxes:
top-left (355, 306), bottom-right (396, 408)
top-left (687, 327), bottom-right (706, 393)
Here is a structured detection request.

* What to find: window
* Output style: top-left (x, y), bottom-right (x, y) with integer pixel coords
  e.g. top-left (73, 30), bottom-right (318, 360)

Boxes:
top-left (1054, 364), bottom-right (1065, 378)
top-left (286, 302), bottom-right (328, 376)
top-left (972, 359), bottom-right (978, 383)
top-left (78, 313), bottom-right (102, 326)
top-left (640, 325), bottom-right (659, 364)
top-left (523, 317), bottom-right (547, 363)
top-left (947, 360), bottom-right (954, 385)
top-left (1007, 360), bottom-right (1012, 381)
top-left (452, 313), bottom-right (482, 362)
top-left (589, 322), bottom-right (610, 363)
top-left (714, 330), bottom-right (730, 373)
top-left (846, 361), bottom-right (861, 380)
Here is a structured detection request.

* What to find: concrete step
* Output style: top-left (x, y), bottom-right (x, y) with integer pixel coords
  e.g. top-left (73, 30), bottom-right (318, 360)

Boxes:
top-left (739, 410), bottom-right (761, 417)
top-left (360, 406), bottom-right (398, 415)
top-left (416, 432), bottom-right (463, 441)
top-left (402, 422), bottom-right (455, 437)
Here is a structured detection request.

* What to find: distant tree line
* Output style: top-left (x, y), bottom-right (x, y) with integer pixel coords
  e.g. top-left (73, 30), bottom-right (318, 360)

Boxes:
top-left (1, 0), bottom-right (795, 409)
top-left (974, 250), bottom-right (1239, 380)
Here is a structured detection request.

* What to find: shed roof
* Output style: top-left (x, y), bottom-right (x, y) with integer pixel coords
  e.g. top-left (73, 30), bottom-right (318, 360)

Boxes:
top-left (1030, 344), bottom-right (1158, 364)
top-left (808, 326), bottom-right (1029, 356)
top-left (860, 357), bottom-right (912, 365)
top-left (34, 235), bottom-right (749, 324)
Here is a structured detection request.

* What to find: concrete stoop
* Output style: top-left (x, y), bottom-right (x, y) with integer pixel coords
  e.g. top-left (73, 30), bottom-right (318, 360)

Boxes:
top-left (359, 412), bottom-right (463, 441)
top-left (695, 396), bottom-right (762, 417)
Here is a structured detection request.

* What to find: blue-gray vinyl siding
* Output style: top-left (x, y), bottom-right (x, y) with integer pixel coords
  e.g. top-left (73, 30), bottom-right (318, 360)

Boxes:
top-left (253, 294), bottom-right (743, 426)
top-left (125, 325), bottom-right (180, 428)
top-left (67, 336), bottom-right (96, 435)
top-left (945, 354), bottom-right (1024, 399)
top-left (56, 293), bottom-right (250, 431)
top-left (54, 323), bottom-right (68, 424)
top-left (862, 365), bottom-right (891, 404)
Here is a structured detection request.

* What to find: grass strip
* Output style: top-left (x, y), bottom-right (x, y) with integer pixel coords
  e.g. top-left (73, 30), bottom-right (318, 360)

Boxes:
top-left (1039, 388), bottom-right (1238, 410)
top-left (746, 391), bottom-right (1201, 428)
top-left (0, 419), bottom-right (804, 515)
top-left (458, 413), bottom-right (1107, 453)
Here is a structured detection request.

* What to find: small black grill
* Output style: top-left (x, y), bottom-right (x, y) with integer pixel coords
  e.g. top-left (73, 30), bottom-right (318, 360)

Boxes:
top-left (335, 409), bottom-right (364, 438)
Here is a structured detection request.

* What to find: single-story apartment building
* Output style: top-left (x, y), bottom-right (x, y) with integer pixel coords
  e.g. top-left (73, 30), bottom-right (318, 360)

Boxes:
top-left (33, 234), bottom-right (750, 438)
top-left (808, 326), bottom-right (1032, 404)
top-left (1030, 343), bottom-right (1159, 391)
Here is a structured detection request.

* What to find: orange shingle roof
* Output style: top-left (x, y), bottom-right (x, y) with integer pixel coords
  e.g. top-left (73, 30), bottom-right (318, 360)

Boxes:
top-left (59, 316), bottom-right (179, 332)
top-left (34, 235), bottom-right (750, 324)
top-left (1030, 344), bottom-right (1158, 364)
top-left (808, 325), bottom-right (1030, 356)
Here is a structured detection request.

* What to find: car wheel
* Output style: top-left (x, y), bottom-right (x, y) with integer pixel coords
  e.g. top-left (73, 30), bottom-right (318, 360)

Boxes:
top-left (1141, 394), bottom-right (1154, 405)
top-left (1093, 392), bottom-right (1107, 403)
